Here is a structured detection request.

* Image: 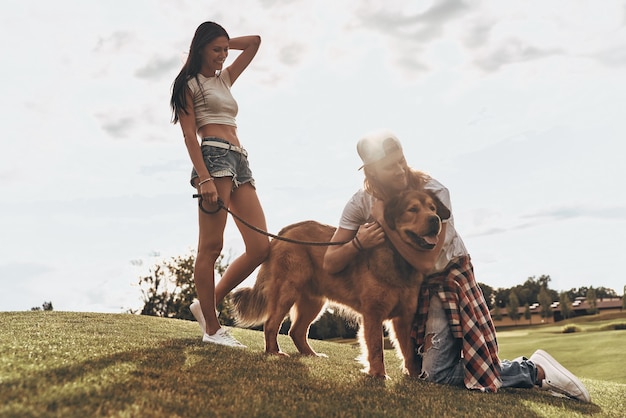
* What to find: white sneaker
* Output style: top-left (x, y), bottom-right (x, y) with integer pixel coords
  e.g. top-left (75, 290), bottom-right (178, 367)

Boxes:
top-left (202, 328), bottom-right (246, 348)
top-left (530, 349), bottom-right (591, 403)
top-left (189, 300), bottom-right (206, 334)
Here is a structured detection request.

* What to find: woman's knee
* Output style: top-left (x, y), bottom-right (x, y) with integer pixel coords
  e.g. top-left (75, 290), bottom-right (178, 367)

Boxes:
top-left (197, 241), bottom-right (224, 263)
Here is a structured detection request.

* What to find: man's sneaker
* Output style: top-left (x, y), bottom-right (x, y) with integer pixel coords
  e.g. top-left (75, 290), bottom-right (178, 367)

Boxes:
top-left (189, 300), bottom-right (206, 334)
top-left (202, 328), bottom-right (246, 348)
top-left (529, 349), bottom-right (591, 403)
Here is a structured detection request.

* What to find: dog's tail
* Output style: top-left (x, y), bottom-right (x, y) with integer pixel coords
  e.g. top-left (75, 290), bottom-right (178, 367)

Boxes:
top-left (230, 283), bottom-right (268, 327)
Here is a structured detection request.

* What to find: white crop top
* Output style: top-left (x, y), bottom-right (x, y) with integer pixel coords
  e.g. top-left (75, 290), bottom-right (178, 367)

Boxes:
top-left (187, 69), bottom-right (238, 128)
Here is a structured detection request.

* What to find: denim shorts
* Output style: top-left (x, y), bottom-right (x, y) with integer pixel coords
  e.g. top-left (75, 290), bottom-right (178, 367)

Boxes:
top-left (190, 137), bottom-right (256, 189)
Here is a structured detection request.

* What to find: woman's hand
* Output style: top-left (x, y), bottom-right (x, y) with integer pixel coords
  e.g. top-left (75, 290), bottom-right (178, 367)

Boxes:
top-left (198, 178), bottom-right (219, 205)
top-left (354, 222), bottom-right (385, 250)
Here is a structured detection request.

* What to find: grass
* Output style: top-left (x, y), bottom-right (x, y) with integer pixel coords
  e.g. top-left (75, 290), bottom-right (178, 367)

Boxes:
top-left (1, 311), bottom-right (625, 417)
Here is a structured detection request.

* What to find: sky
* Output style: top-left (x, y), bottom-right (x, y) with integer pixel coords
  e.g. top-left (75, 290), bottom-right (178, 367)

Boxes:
top-left (1, 0), bottom-right (625, 313)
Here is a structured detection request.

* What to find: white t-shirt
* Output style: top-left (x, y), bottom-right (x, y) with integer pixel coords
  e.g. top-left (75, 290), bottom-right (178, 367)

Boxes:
top-left (337, 178), bottom-right (468, 272)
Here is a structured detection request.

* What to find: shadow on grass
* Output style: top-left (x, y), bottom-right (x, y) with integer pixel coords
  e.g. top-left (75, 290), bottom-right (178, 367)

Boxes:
top-left (1, 337), bottom-right (313, 417)
top-left (372, 375), bottom-right (602, 417)
top-left (1, 336), bottom-right (604, 417)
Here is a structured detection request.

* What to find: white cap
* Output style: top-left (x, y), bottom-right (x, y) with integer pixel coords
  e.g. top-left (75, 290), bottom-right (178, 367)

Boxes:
top-left (356, 130), bottom-right (403, 169)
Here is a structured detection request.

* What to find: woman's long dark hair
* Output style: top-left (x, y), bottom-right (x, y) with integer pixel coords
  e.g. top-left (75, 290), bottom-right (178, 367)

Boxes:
top-left (170, 21), bottom-right (229, 124)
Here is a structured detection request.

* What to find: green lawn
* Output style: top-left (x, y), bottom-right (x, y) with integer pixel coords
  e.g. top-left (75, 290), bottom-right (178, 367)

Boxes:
top-left (497, 316), bottom-right (626, 385)
top-left (1, 311), bottom-right (625, 417)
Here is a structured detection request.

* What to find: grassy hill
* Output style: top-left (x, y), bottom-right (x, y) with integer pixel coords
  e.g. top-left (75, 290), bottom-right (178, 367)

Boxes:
top-left (1, 311), bottom-right (625, 417)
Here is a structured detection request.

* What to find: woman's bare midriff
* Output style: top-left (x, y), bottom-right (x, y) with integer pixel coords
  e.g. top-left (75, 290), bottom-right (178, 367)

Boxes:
top-left (197, 124), bottom-right (240, 147)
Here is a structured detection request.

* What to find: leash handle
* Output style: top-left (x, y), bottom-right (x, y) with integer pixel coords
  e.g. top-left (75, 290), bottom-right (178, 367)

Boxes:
top-left (192, 194), bottom-right (223, 214)
top-left (191, 194), bottom-right (349, 246)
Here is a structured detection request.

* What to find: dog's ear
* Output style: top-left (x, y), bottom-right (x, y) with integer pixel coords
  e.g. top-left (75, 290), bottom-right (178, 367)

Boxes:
top-left (383, 194), bottom-right (403, 230)
top-left (426, 191), bottom-right (451, 220)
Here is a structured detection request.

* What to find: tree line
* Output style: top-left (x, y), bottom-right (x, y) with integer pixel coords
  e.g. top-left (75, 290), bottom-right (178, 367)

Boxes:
top-left (134, 252), bottom-right (623, 339)
top-left (479, 275), bottom-right (621, 322)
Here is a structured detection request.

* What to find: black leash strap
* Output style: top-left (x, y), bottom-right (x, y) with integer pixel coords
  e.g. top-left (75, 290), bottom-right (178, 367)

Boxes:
top-left (192, 194), bottom-right (350, 246)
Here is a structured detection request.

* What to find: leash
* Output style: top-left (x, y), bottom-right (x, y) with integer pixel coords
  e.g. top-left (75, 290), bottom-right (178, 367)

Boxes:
top-left (192, 194), bottom-right (350, 246)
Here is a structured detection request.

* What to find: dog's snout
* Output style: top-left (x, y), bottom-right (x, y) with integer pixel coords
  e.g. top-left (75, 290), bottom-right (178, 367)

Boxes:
top-left (428, 216), bottom-right (441, 232)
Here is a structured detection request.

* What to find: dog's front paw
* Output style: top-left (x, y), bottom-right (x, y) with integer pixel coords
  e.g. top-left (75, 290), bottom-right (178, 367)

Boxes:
top-left (402, 367), bottom-right (420, 378)
top-left (266, 350), bottom-right (290, 357)
top-left (363, 368), bottom-right (389, 380)
top-left (401, 363), bottom-right (420, 378)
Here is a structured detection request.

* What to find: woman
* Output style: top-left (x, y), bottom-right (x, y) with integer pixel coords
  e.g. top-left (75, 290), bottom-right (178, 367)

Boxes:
top-left (323, 130), bottom-right (590, 402)
top-left (170, 21), bottom-right (269, 347)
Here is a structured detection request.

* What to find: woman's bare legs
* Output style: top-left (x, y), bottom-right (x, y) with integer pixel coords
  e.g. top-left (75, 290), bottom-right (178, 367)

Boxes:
top-left (195, 178), bottom-right (231, 336)
top-left (195, 180), bottom-right (269, 336)
top-left (215, 183), bottom-right (270, 304)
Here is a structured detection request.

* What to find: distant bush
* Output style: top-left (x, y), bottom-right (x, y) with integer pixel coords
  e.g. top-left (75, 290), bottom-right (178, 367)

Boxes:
top-left (599, 322), bottom-right (626, 331)
top-left (30, 301), bottom-right (53, 311)
top-left (562, 324), bottom-right (582, 333)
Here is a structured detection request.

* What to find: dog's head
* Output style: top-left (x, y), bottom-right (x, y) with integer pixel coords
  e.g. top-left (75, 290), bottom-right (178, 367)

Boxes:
top-left (383, 190), bottom-right (449, 251)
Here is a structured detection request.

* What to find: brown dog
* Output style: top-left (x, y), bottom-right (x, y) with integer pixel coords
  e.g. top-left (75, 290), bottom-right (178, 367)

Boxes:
top-left (231, 189), bottom-right (446, 378)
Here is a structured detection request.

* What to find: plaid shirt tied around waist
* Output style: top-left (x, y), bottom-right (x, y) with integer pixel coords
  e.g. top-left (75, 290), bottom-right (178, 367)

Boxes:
top-left (413, 255), bottom-right (502, 392)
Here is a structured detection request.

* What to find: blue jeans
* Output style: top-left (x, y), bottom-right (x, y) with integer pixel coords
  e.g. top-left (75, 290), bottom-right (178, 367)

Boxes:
top-left (418, 295), bottom-right (537, 389)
